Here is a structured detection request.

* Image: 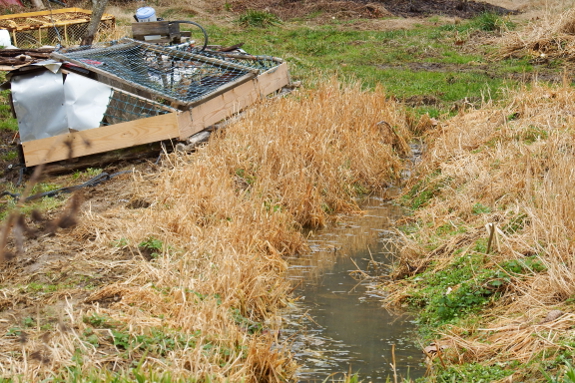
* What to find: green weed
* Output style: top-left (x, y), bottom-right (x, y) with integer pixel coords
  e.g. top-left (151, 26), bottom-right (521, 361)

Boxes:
top-left (72, 167), bottom-right (102, 180)
top-left (204, 21), bottom-right (536, 116)
top-left (470, 12), bottom-right (515, 32)
top-left (472, 203), bottom-right (492, 215)
top-left (436, 362), bottom-right (513, 382)
top-left (231, 308), bottom-right (263, 334)
top-left (1, 150), bottom-right (17, 161)
top-left (519, 125), bottom-right (549, 144)
top-left (83, 312), bottom-right (113, 328)
top-left (403, 170), bottom-right (450, 210)
top-left (0, 89), bottom-right (17, 132)
top-left (503, 213), bottom-right (529, 234)
top-left (239, 10), bottom-right (282, 28)
top-left (541, 361), bottom-right (575, 383)
top-left (138, 237), bottom-right (164, 259)
top-left (111, 237), bottom-right (129, 247)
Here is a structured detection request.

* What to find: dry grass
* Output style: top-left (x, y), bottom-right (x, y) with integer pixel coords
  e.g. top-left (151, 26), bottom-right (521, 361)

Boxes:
top-left (0, 79), bottom-right (409, 381)
top-left (385, 78), bottom-right (575, 373)
top-left (498, 5), bottom-right (575, 62)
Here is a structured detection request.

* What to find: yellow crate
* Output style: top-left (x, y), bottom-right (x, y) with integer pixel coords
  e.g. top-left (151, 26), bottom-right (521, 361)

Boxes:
top-left (0, 8), bottom-right (115, 48)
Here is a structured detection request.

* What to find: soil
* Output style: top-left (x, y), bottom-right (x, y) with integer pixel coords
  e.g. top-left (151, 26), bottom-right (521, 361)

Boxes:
top-left (368, 0), bottom-right (519, 18)
top-left (224, 0), bottom-right (519, 20)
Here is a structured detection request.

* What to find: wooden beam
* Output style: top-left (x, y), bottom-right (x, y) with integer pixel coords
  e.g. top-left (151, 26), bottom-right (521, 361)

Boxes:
top-left (0, 7), bottom-right (115, 20)
top-left (256, 62), bottom-right (290, 97)
top-left (180, 63), bottom-right (290, 138)
top-left (22, 112), bottom-right (180, 167)
top-left (183, 79), bottom-right (259, 138)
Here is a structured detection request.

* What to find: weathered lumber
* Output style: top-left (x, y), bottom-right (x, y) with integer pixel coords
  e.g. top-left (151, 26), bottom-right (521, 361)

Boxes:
top-left (21, 112), bottom-right (180, 167)
top-left (42, 141), bottom-right (168, 175)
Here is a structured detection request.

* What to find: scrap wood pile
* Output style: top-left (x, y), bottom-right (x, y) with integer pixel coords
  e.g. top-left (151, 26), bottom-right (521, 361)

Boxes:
top-left (384, 79), bottom-right (575, 378)
top-left (498, 7), bottom-right (575, 61)
top-left (0, 47), bottom-right (53, 66)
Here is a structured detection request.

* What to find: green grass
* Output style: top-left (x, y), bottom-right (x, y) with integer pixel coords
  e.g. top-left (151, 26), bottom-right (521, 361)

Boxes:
top-left (202, 14), bottom-right (543, 116)
top-left (0, 90), bottom-right (17, 132)
top-left (432, 362), bottom-right (515, 383)
top-left (238, 9), bottom-right (282, 27)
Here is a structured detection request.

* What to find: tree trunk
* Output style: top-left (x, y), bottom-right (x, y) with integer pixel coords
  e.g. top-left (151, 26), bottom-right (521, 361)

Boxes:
top-left (30, 0), bottom-right (45, 10)
top-left (81, 0), bottom-right (109, 46)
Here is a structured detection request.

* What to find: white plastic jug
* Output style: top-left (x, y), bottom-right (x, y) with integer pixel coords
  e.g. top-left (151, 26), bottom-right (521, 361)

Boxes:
top-left (136, 7), bottom-right (157, 22)
top-left (0, 29), bottom-right (11, 48)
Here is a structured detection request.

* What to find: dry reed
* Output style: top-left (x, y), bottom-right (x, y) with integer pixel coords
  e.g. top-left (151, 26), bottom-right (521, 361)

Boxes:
top-left (498, 6), bottom-right (575, 61)
top-left (385, 78), bottom-right (575, 375)
top-left (0, 79), bottom-right (409, 381)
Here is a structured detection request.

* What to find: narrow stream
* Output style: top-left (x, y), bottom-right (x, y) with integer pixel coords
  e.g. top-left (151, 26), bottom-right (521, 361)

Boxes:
top-left (283, 198), bottom-right (426, 382)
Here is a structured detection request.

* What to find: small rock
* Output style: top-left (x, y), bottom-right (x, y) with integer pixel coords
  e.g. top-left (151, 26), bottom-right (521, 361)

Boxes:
top-left (541, 310), bottom-right (564, 324)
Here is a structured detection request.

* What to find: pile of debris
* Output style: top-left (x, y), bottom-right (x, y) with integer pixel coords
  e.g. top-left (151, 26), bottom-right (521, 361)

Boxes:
top-left (4, 38), bottom-right (290, 167)
top-left (0, 47), bottom-right (53, 69)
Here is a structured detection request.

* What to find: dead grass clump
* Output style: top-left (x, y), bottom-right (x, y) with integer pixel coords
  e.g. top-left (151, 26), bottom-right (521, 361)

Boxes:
top-left (0, 79), bottom-right (409, 381)
top-left (385, 80), bottom-right (575, 374)
top-left (499, 7), bottom-right (575, 61)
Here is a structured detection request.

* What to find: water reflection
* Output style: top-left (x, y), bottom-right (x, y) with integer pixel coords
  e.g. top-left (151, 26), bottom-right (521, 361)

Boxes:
top-left (283, 198), bottom-right (425, 382)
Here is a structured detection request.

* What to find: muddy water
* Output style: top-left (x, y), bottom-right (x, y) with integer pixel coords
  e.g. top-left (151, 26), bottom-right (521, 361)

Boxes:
top-left (283, 198), bottom-right (425, 382)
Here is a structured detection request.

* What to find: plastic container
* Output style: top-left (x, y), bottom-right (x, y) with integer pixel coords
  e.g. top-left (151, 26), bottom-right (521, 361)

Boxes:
top-left (135, 7), bottom-right (157, 22)
top-left (0, 29), bottom-right (11, 47)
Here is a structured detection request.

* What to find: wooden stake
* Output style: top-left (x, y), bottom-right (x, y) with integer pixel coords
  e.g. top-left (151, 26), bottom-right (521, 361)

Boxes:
top-left (486, 223), bottom-right (495, 254)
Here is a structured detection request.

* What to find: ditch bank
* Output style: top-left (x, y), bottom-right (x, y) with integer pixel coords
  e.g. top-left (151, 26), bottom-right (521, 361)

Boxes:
top-left (380, 81), bottom-right (575, 381)
top-left (0, 80), bottom-right (414, 382)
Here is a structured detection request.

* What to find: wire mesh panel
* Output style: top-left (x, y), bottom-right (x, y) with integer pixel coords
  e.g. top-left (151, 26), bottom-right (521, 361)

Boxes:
top-left (102, 88), bottom-right (176, 126)
top-left (54, 39), bottom-right (281, 105)
top-left (0, 8), bottom-right (115, 49)
top-left (182, 48), bottom-right (283, 72)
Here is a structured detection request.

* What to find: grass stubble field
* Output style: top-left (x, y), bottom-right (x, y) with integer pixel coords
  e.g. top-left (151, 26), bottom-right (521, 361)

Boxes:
top-left (2, 0), bottom-right (575, 381)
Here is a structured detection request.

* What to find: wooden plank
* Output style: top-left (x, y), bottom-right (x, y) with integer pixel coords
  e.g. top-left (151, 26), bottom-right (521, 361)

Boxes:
top-left (256, 62), bottom-right (290, 97)
top-left (177, 110), bottom-right (199, 139)
top-left (131, 21), bottom-right (171, 38)
top-left (180, 63), bottom-right (290, 138)
top-left (183, 78), bottom-right (260, 138)
top-left (0, 8), bottom-right (112, 20)
top-left (188, 73), bottom-right (255, 107)
top-left (22, 112), bottom-right (180, 167)
top-left (0, 8), bottom-right (79, 19)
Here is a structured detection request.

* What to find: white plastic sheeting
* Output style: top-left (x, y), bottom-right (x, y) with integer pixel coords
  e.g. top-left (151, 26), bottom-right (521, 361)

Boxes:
top-left (11, 69), bottom-right (112, 142)
top-left (64, 73), bottom-right (112, 131)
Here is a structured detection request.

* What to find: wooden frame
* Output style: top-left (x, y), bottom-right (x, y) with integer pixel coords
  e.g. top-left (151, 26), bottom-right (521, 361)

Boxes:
top-left (0, 8), bottom-right (115, 31)
top-left (0, 8), bottom-right (115, 48)
top-left (21, 62), bottom-right (290, 167)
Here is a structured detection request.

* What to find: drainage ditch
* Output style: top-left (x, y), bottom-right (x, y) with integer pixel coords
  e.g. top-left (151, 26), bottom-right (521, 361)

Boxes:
top-left (283, 198), bottom-right (425, 382)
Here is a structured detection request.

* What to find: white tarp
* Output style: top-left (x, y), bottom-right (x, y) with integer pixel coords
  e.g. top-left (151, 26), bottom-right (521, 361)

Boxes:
top-left (64, 73), bottom-right (112, 131)
top-left (12, 70), bottom-right (68, 142)
top-left (11, 69), bottom-right (112, 142)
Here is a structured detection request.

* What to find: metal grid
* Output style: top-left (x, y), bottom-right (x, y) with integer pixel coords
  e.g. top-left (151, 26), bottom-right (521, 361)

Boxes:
top-left (0, 8), bottom-right (115, 49)
top-left (54, 39), bottom-right (281, 105)
top-left (102, 88), bottom-right (176, 126)
top-left (180, 47), bottom-right (283, 71)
